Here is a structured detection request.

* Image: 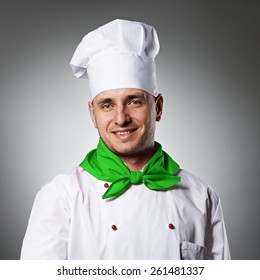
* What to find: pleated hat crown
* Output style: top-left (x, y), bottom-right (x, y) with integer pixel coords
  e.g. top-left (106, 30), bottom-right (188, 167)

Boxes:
top-left (70, 19), bottom-right (160, 100)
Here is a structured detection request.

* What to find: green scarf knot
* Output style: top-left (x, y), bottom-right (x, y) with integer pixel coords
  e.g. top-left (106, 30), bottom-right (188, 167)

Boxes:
top-left (130, 171), bottom-right (143, 184)
top-left (80, 138), bottom-right (181, 199)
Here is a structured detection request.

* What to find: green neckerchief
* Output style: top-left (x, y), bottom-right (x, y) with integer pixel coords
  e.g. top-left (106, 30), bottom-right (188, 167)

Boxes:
top-left (80, 138), bottom-right (181, 199)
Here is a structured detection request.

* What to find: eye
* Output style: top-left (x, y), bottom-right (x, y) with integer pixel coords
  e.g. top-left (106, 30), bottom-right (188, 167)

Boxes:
top-left (128, 99), bottom-right (142, 106)
top-left (101, 103), bottom-right (113, 111)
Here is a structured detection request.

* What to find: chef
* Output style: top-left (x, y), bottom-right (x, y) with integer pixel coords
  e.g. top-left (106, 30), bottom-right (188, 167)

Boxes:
top-left (20, 19), bottom-right (230, 260)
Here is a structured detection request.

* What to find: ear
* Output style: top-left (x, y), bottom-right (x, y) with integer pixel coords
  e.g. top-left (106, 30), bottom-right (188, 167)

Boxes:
top-left (88, 101), bottom-right (97, 128)
top-left (155, 94), bottom-right (163, 122)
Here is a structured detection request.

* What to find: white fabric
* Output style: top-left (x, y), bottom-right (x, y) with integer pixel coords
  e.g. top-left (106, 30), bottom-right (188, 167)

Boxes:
top-left (70, 19), bottom-right (160, 100)
top-left (21, 167), bottom-right (230, 260)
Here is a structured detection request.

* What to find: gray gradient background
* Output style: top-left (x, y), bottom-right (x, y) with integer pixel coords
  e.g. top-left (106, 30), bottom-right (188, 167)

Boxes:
top-left (0, 0), bottom-right (259, 259)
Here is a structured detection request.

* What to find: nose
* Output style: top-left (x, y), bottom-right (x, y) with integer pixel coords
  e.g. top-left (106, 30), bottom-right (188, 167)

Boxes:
top-left (114, 106), bottom-right (131, 126)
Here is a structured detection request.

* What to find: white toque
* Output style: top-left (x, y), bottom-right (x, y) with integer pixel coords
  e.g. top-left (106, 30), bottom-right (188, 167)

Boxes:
top-left (70, 19), bottom-right (160, 101)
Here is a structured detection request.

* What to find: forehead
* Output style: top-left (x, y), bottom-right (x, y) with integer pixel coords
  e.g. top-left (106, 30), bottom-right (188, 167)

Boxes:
top-left (93, 88), bottom-right (149, 103)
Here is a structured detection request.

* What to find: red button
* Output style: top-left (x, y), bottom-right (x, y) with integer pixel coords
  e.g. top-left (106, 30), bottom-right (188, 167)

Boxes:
top-left (104, 183), bottom-right (109, 188)
top-left (111, 225), bottom-right (117, 231)
top-left (169, 223), bottom-right (175, 230)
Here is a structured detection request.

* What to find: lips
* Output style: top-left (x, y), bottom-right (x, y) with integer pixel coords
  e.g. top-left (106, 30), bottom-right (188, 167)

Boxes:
top-left (112, 128), bottom-right (138, 135)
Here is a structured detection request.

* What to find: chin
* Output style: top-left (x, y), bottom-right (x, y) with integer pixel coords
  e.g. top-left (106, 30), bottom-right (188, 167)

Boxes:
top-left (108, 142), bottom-right (135, 155)
top-left (113, 146), bottom-right (135, 156)
top-left (103, 135), bottom-right (148, 156)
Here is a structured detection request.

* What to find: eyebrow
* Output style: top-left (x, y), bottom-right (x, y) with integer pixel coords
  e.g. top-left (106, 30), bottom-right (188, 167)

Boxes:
top-left (96, 98), bottom-right (113, 105)
top-left (125, 94), bottom-right (147, 101)
top-left (96, 93), bottom-right (147, 105)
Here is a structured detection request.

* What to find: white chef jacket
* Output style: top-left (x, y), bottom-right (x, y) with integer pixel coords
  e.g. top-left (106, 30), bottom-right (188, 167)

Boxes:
top-left (20, 166), bottom-right (230, 260)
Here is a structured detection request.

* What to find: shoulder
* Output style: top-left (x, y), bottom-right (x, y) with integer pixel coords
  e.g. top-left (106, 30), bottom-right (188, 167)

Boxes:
top-left (177, 169), bottom-right (220, 211)
top-left (36, 166), bottom-right (92, 203)
top-left (178, 169), bottom-right (219, 197)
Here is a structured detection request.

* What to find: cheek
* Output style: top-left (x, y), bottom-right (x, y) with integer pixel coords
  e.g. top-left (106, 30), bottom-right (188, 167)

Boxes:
top-left (95, 114), bottom-right (111, 130)
top-left (136, 108), bottom-right (156, 125)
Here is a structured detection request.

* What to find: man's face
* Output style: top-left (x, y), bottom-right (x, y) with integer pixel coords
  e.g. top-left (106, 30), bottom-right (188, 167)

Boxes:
top-left (89, 88), bottom-right (163, 158)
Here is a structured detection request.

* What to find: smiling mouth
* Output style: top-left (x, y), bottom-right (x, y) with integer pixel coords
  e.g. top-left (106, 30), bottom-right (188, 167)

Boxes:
top-left (113, 129), bottom-right (137, 135)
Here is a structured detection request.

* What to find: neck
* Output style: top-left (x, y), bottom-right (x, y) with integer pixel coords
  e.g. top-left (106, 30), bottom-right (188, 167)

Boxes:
top-left (117, 146), bottom-right (157, 171)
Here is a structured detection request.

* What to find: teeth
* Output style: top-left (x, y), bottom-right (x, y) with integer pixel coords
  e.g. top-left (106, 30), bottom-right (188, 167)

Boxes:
top-left (115, 131), bottom-right (132, 135)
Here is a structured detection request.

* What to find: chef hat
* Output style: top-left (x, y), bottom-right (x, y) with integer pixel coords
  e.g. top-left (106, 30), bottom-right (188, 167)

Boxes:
top-left (70, 19), bottom-right (160, 101)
